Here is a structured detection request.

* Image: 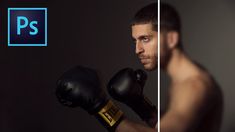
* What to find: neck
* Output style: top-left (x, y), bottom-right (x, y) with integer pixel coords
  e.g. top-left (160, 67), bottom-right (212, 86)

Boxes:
top-left (165, 49), bottom-right (195, 82)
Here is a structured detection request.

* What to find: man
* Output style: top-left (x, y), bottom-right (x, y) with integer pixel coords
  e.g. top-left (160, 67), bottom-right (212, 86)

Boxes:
top-left (115, 2), bottom-right (223, 132)
top-left (56, 2), bottom-right (223, 132)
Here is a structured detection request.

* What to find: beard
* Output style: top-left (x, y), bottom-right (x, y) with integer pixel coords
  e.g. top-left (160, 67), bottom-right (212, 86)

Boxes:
top-left (138, 54), bottom-right (157, 71)
top-left (160, 49), bottom-right (172, 70)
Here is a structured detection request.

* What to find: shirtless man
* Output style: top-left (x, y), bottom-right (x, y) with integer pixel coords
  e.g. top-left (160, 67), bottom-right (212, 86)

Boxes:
top-left (55, 2), bottom-right (223, 132)
top-left (115, 2), bottom-right (223, 132)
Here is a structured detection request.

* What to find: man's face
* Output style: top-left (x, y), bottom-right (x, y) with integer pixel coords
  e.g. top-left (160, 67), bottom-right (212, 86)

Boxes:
top-left (132, 23), bottom-right (171, 71)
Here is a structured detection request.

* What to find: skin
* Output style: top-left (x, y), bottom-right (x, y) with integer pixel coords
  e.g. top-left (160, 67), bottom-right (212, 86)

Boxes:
top-left (115, 23), bottom-right (223, 132)
top-left (132, 24), bottom-right (157, 71)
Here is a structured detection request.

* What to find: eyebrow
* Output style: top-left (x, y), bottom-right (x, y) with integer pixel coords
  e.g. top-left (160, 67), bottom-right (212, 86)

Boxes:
top-left (134, 35), bottom-right (153, 40)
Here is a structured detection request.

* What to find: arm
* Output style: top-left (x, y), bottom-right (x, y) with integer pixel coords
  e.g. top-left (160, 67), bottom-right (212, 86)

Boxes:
top-left (108, 68), bottom-right (157, 127)
top-left (114, 80), bottom-right (211, 132)
top-left (116, 118), bottom-right (156, 132)
top-left (158, 80), bottom-right (212, 132)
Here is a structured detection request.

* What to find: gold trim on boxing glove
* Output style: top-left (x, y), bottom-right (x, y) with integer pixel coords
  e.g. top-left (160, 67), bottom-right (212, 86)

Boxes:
top-left (98, 100), bottom-right (123, 127)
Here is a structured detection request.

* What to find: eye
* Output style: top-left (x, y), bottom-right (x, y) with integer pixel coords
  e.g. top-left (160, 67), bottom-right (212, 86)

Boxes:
top-left (142, 37), bottom-right (150, 43)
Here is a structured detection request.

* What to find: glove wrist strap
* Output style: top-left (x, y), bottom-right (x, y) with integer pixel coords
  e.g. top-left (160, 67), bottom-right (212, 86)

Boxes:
top-left (95, 100), bottom-right (124, 132)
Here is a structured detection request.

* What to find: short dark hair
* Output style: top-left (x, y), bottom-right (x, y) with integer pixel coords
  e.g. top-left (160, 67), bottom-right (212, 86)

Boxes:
top-left (132, 3), bottom-right (183, 49)
top-left (161, 3), bottom-right (181, 33)
top-left (131, 3), bottom-right (157, 31)
top-left (161, 3), bottom-right (183, 49)
top-left (131, 3), bottom-right (181, 33)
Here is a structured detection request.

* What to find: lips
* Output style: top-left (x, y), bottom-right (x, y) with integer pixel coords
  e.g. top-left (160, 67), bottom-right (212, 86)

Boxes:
top-left (140, 59), bottom-right (148, 64)
top-left (138, 55), bottom-right (149, 64)
top-left (139, 56), bottom-right (148, 59)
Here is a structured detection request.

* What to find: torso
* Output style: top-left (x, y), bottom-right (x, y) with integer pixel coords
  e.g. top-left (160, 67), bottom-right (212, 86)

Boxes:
top-left (197, 80), bottom-right (223, 132)
top-left (168, 64), bottom-right (223, 132)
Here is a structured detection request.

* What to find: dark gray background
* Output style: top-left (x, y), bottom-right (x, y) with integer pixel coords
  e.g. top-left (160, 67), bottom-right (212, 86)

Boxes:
top-left (163, 0), bottom-right (235, 131)
top-left (1, 0), bottom-right (234, 131)
top-left (0, 0), bottom-right (157, 132)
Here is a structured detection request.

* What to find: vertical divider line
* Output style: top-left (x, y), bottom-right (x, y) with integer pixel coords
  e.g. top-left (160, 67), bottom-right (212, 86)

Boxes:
top-left (157, 1), bottom-right (161, 132)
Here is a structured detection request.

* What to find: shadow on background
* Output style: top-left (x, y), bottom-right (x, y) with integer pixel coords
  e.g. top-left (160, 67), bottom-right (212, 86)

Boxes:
top-left (0, 0), bottom-right (157, 132)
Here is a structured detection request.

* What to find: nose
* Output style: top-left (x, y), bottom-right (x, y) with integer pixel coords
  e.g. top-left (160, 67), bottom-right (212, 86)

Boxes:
top-left (135, 42), bottom-right (144, 55)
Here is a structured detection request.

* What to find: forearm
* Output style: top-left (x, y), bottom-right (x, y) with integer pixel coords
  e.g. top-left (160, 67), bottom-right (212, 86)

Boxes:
top-left (127, 96), bottom-right (157, 127)
top-left (115, 118), bottom-right (156, 132)
top-left (146, 108), bottom-right (158, 127)
top-left (156, 112), bottom-right (189, 132)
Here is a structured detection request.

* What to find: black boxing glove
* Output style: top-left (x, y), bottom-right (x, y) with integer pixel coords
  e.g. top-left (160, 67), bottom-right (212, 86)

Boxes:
top-left (56, 66), bottom-right (124, 132)
top-left (107, 68), bottom-right (157, 127)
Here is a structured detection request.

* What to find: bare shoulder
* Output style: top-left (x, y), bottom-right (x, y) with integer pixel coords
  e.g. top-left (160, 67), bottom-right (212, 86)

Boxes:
top-left (170, 68), bottom-right (221, 110)
top-left (180, 71), bottom-right (214, 94)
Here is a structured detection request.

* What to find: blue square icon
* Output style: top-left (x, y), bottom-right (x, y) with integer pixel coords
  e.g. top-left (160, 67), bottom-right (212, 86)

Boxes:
top-left (8, 8), bottom-right (47, 46)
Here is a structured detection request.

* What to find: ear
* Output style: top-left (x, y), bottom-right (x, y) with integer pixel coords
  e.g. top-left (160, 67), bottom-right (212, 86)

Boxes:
top-left (166, 31), bottom-right (179, 49)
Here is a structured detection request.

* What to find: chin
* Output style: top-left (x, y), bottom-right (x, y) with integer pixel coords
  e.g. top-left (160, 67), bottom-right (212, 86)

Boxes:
top-left (143, 63), bottom-right (157, 71)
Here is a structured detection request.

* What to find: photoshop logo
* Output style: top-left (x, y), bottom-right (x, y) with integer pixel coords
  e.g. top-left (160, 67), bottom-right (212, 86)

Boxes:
top-left (8, 8), bottom-right (47, 46)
